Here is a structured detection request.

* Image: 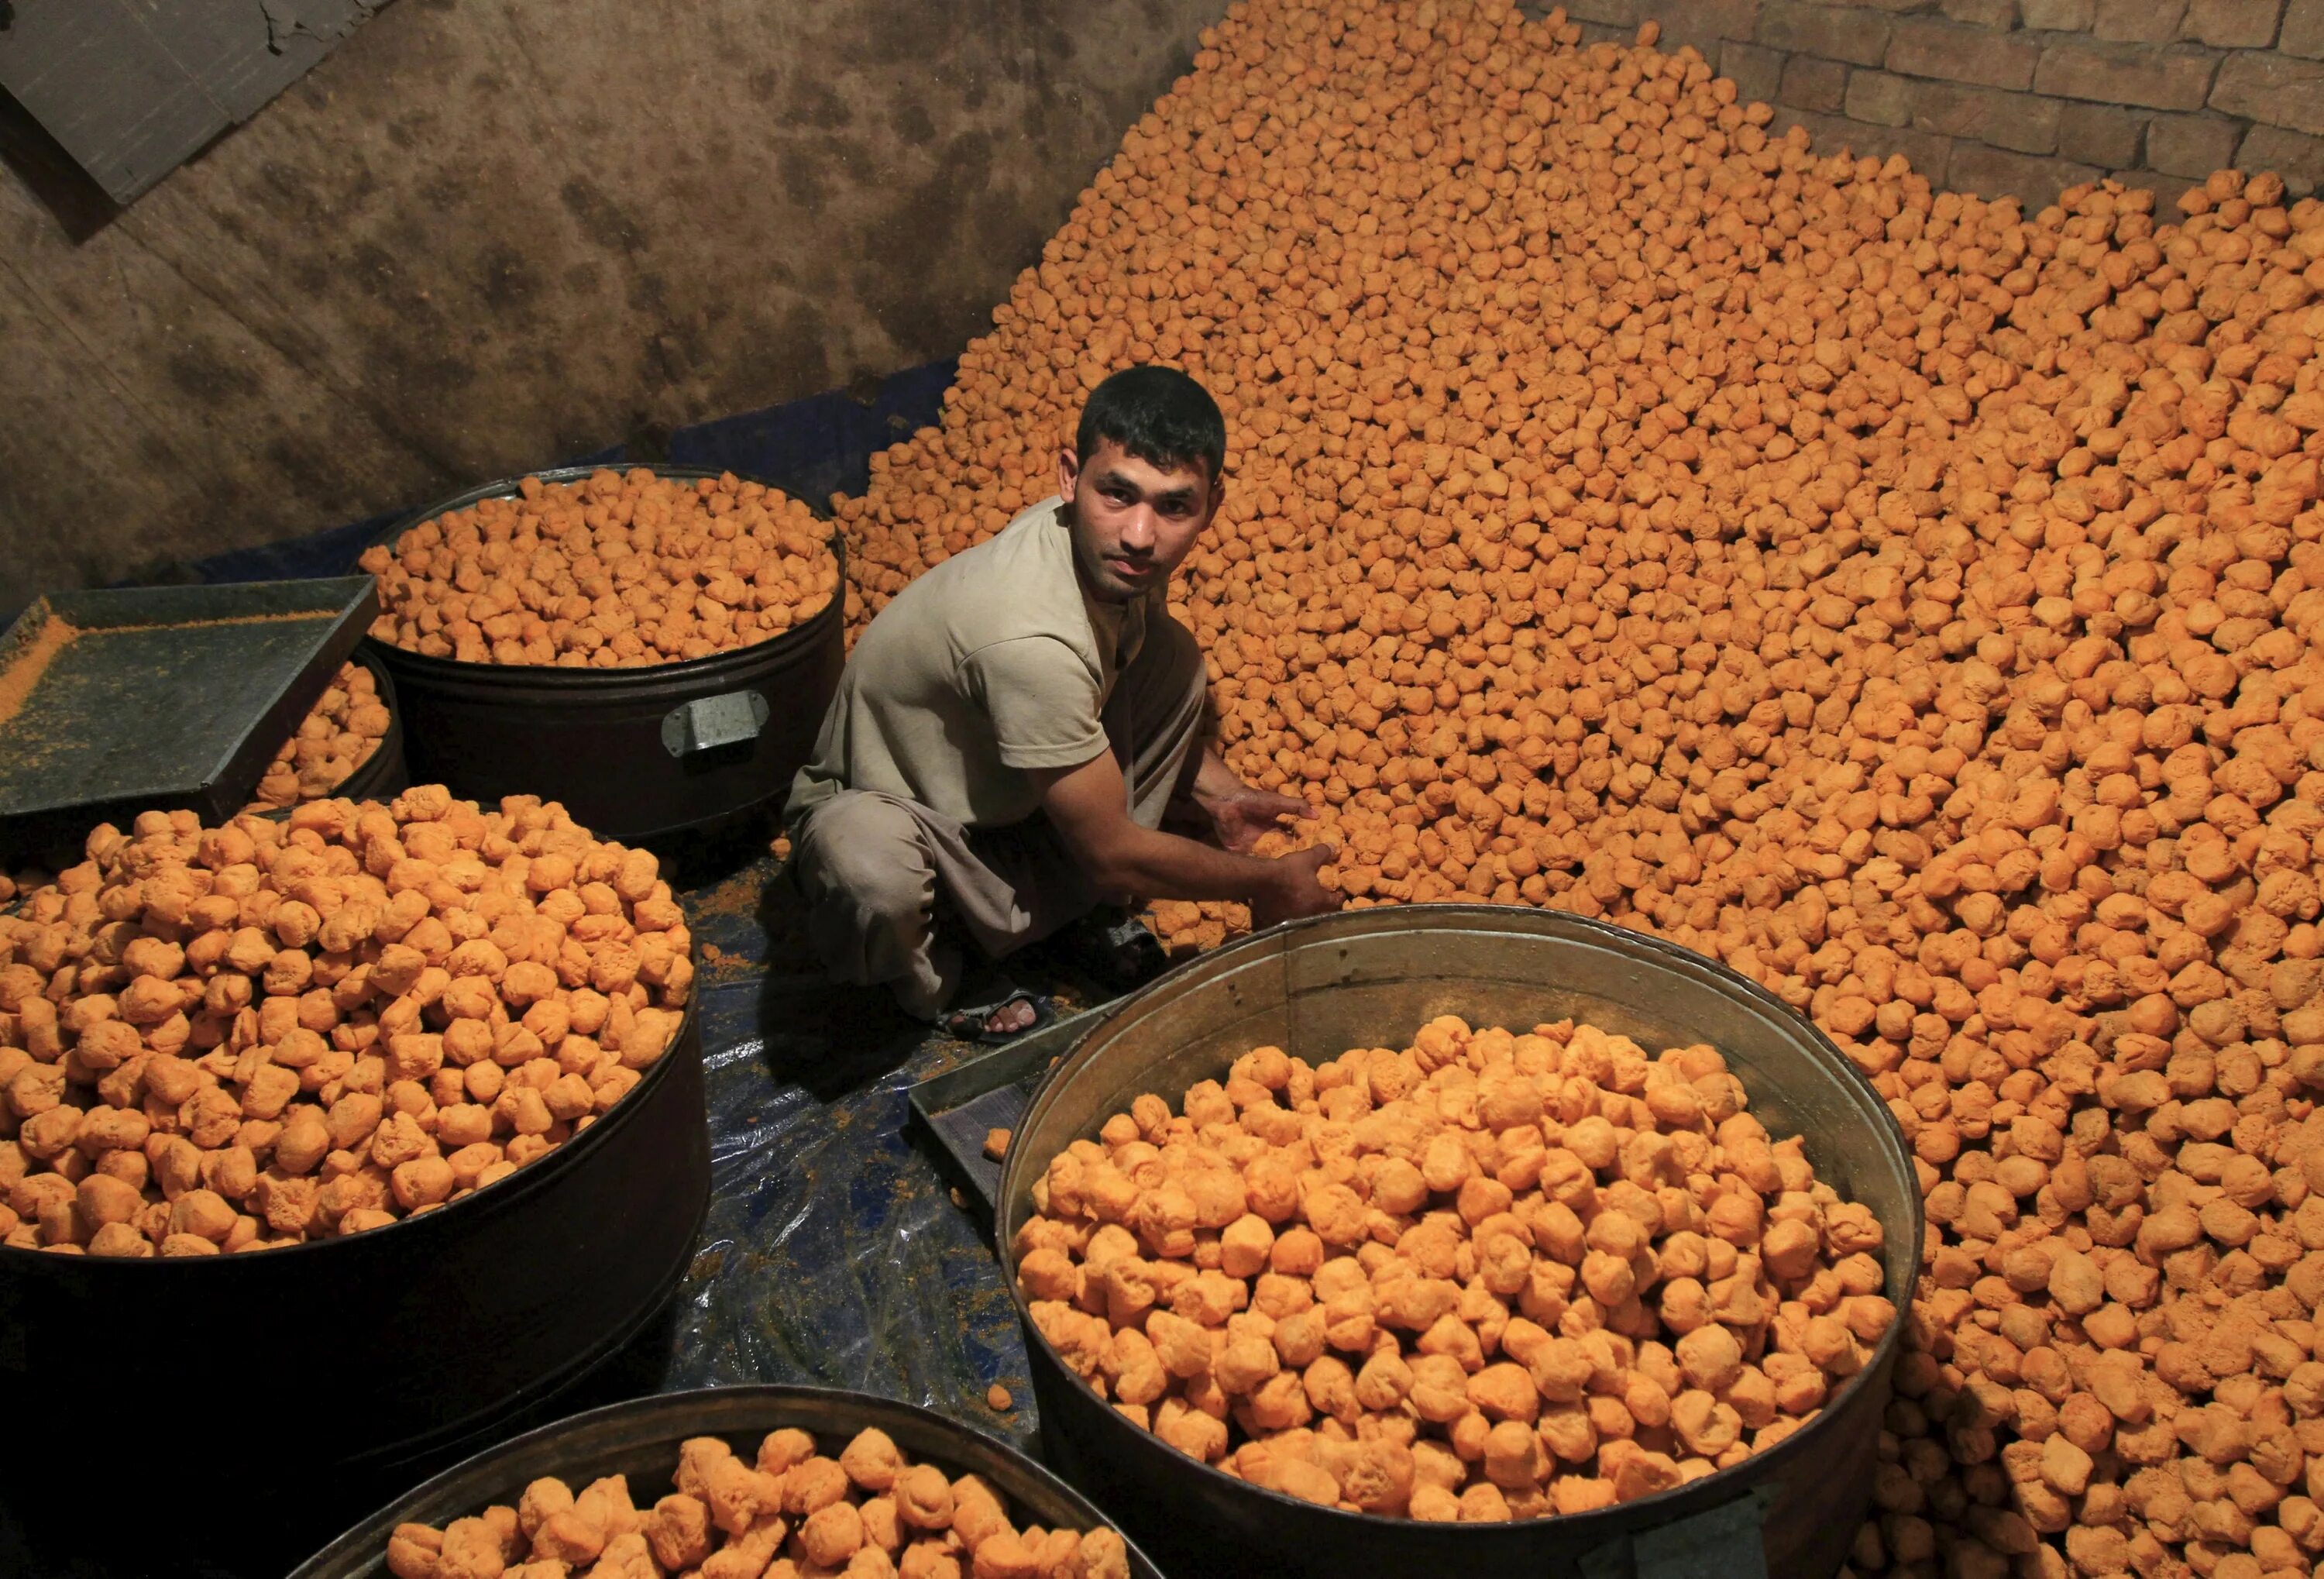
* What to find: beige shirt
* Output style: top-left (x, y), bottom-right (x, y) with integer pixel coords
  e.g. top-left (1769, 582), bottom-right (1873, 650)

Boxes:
top-left (789, 497), bottom-right (1151, 829)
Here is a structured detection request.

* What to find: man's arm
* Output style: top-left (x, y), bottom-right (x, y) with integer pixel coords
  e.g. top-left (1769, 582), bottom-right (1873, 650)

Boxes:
top-left (1033, 750), bottom-right (1336, 928)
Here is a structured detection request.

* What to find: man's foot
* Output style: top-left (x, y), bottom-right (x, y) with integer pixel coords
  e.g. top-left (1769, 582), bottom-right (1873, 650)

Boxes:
top-left (933, 975), bottom-right (1055, 1042)
top-left (1050, 905), bottom-right (1171, 993)
top-left (958, 996), bottom-right (1040, 1037)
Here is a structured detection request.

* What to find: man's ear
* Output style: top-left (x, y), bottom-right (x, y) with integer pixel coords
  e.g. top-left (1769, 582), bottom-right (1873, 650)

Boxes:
top-left (1057, 445), bottom-right (1081, 502)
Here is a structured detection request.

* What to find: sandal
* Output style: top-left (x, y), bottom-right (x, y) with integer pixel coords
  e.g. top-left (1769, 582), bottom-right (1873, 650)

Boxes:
top-left (1050, 904), bottom-right (1172, 994)
top-left (931, 975), bottom-right (1057, 1043)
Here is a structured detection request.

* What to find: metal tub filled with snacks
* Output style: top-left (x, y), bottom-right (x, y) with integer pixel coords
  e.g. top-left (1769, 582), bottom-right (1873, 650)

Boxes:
top-left (358, 465), bottom-right (845, 842)
top-left (295, 1385), bottom-right (1162, 1579)
top-left (0, 787), bottom-right (711, 1577)
top-left (994, 905), bottom-right (1922, 1579)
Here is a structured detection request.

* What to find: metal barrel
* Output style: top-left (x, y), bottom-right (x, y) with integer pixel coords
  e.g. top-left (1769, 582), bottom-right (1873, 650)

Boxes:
top-left (359, 465), bottom-right (844, 845)
top-left (292, 1384), bottom-right (1167, 1579)
top-left (996, 903), bottom-right (1923, 1579)
top-left (0, 999), bottom-right (711, 1579)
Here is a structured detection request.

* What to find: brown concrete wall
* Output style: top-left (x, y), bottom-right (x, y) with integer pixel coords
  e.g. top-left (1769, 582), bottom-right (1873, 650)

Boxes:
top-left (0, 0), bottom-right (1222, 611)
top-left (1569, 0), bottom-right (2324, 214)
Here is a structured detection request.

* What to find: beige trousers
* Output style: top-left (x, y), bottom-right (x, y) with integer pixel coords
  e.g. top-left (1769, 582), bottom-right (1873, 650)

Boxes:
top-left (789, 617), bottom-right (1208, 1019)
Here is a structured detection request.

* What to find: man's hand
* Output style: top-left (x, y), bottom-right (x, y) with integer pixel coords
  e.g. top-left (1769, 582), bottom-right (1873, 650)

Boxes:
top-left (1250, 844), bottom-right (1339, 931)
top-left (1203, 784), bottom-right (1318, 853)
top-left (1189, 748), bottom-right (1318, 852)
top-left (1033, 750), bottom-right (1338, 925)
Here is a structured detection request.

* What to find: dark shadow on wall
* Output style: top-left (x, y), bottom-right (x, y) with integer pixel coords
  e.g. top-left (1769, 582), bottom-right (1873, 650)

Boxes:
top-left (0, 357), bottom-right (963, 628)
top-left (63, 359), bottom-right (963, 611)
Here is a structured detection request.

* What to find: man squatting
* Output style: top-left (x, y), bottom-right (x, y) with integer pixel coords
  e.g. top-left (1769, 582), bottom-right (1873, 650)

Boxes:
top-left (786, 366), bottom-right (1339, 1037)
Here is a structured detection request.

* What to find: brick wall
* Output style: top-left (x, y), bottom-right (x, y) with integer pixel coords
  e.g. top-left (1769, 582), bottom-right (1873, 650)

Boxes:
top-left (1564, 0), bottom-right (2324, 212)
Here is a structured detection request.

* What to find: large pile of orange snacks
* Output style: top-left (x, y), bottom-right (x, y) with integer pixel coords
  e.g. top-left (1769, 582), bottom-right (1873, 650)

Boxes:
top-left (1019, 1017), bottom-right (1895, 1520)
top-left (363, 470), bottom-right (837, 667)
top-left (837, 1), bottom-right (2324, 1573)
top-left (0, 787), bottom-right (689, 1252)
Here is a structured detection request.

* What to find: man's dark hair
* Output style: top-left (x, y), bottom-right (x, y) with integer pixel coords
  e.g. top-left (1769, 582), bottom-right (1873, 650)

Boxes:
top-left (1075, 366), bottom-right (1227, 484)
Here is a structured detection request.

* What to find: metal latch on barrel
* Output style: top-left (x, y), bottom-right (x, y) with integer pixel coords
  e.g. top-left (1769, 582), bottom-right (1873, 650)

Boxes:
top-left (660, 691), bottom-right (770, 758)
top-left (1577, 1487), bottom-right (1771, 1579)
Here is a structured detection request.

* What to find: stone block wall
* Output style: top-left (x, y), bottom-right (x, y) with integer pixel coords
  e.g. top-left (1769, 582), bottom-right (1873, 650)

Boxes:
top-left (1564, 0), bottom-right (2324, 212)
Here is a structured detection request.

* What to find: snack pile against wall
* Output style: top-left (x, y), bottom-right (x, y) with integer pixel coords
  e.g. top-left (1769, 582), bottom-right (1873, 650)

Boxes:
top-left (847, 1), bottom-right (2324, 1570)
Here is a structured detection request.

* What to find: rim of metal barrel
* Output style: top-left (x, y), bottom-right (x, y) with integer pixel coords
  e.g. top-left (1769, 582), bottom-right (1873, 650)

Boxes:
top-left (995, 902), bottom-right (1925, 1540)
top-left (290, 1383), bottom-right (1167, 1579)
top-left (356, 463), bottom-right (845, 683)
top-left (0, 958), bottom-right (703, 1268)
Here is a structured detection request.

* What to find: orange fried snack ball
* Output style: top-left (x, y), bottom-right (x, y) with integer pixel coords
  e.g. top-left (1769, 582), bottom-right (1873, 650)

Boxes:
top-left (385, 1423), bottom-right (1129, 1577)
top-left (0, 786), bottom-right (690, 1252)
top-left (360, 469), bottom-right (837, 668)
top-left (1016, 1020), bottom-right (1892, 1521)
top-left (247, 661), bottom-right (394, 810)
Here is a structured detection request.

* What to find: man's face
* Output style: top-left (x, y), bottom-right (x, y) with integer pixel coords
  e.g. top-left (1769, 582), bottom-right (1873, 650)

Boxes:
top-left (1057, 440), bottom-right (1219, 604)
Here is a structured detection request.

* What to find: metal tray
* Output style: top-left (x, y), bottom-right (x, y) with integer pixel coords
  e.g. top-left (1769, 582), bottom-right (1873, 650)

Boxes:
top-left (0, 577), bottom-right (378, 866)
top-left (905, 999), bottom-right (1118, 1230)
